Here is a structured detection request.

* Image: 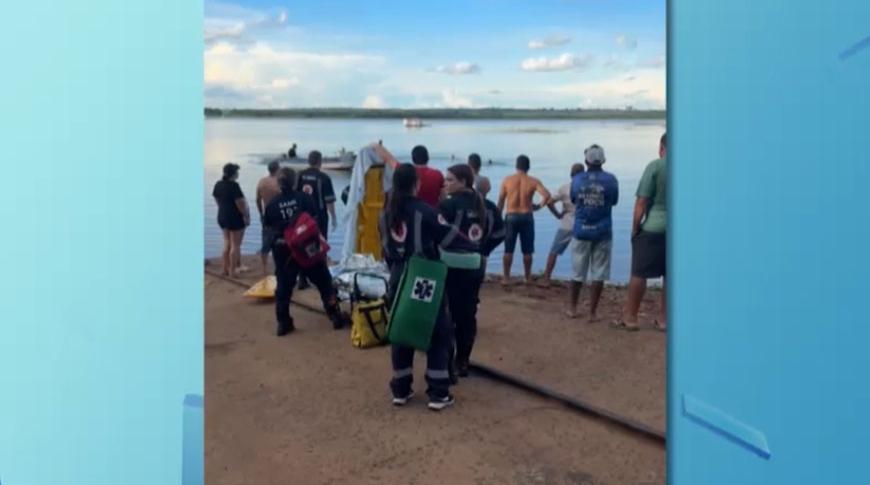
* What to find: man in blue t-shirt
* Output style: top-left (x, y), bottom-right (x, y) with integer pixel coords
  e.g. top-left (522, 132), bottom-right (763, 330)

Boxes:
top-left (567, 144), bottom-right (619, 321)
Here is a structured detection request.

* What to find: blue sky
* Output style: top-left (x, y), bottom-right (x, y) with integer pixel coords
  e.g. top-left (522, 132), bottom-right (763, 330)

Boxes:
top-left (204, 0), bottom-right (666, 109)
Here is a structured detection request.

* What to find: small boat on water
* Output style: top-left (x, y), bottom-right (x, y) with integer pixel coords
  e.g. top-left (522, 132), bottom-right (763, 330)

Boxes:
top-left (403, 118), bottom-right (424, 128)
top-left (263, 151), bottom-right (356, 171)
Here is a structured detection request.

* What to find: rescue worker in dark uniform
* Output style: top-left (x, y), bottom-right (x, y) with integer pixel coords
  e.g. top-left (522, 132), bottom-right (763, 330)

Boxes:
top-left (295, 150), bottom-right (337, 290)
top-left (381, 164), bottom-right (463, 411)
top-left (439, 164), bottom-right (502, 377)
top-left (263, 167), bottom-right (347, 336)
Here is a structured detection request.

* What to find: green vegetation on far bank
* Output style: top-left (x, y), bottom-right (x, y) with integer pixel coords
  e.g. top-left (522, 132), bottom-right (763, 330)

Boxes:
top-left (204, 107), bottom-right (666, 120)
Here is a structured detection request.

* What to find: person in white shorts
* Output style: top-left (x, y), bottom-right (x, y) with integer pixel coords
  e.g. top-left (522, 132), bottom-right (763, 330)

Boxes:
top-left (539, 163), bottom-right (585, 287)
top-left (568, 145), bottom-right (619, 321)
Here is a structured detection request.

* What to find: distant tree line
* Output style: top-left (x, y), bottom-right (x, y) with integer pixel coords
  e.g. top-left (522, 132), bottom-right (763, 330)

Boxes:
top-left (203, 107), bottom-right (666, 120)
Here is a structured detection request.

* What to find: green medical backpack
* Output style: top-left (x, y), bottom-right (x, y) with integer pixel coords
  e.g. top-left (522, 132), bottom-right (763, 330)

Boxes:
top-left (386, 256), bottom-right (448, 351)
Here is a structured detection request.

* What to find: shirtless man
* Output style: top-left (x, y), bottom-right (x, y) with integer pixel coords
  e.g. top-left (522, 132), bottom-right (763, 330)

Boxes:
top-left (255, 160), bottom-right (282, 276)
top-left (497, 155), bottom-right (551, 285)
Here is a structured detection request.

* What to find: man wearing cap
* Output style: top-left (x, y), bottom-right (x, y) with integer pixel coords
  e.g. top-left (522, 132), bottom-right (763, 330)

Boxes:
top-left (567, 144), bottom-right (619, 321)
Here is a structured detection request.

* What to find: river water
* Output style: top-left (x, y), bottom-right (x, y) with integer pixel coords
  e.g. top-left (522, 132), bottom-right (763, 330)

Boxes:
top-left (205, 117), bottom-right (666, 282)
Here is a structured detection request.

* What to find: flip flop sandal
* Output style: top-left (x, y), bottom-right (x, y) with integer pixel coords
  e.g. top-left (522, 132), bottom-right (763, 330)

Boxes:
top-left (610, 320), bottom-right (640, 332)
top-left (652, 320), bottom-right (667, 332)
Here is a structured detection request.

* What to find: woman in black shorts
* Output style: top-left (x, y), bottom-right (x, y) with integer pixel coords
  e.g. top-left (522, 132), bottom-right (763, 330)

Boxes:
top-left (212, 163), bottom-right (250, 277)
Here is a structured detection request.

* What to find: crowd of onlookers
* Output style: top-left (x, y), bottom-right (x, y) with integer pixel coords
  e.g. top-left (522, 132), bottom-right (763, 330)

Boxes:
top-left (212, 132), bottom-right (667, 410)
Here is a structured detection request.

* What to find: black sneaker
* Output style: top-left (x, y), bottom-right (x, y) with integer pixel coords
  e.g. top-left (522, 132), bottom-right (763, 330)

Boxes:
top-left (331, 312), bottom-right (350, 330)
top-left (448, 360), bottom-right (459, 385)
top-left (391, 390), bottom-right (415, 406)
top-left (457, 361), bottom-right (469, 378)
top-left (428, 394), bottom-right (455, 411)
top-left (276, 318), bottom-right (295, 337)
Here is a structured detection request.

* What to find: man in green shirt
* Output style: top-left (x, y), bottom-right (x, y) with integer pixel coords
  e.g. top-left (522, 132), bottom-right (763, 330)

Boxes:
top-left (617, 132), bottom-right (667, 331)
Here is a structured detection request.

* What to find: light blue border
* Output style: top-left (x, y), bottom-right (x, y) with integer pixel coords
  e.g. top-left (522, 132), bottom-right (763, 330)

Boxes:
top-left (183, 395), bottom-right (204, 485)
top-left (670, 0), bottom-right (870, 483)
top-left (0, 1), bottom-right (203, 484)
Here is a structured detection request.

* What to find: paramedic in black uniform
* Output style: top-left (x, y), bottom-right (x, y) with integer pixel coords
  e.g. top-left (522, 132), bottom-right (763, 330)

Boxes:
top-left (263, 167), bottom-right (347, 336)
top-left (439, 164), bottom-right (502, 378)
top-left (295, 150), bottom-right (337, 290)
top-left (381, 164), bottom-right (462, 411)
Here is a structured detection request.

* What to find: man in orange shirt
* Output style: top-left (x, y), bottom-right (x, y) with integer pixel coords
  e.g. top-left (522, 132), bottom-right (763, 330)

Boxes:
top-left (497, 155), bottom-right (551, 285)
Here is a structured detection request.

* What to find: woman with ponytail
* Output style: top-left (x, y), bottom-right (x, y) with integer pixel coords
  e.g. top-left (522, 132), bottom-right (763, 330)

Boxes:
top-left (381, 163), bottom-right (457, 411)
top-left (439, 164), bottom-right (497, 378)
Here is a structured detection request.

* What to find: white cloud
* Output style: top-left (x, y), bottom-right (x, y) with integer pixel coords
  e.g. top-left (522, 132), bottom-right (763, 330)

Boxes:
top-left (270, 78), bottom-right (300, 89)
top-left (204, 41), bottom-right (386, 107)
top-left (204, 21), bottom-right (246, 44)
top-left (204, 7), bottom-right (289, 46)
top-left (615, 34), bottom-right (638, 49)
top-left (528, 35), bottom-right (572, 49)
top-left (441, 89), bottom-right (474, 108)
top-left (432, 62), bottom-right (481, 75)
top-left (362, 95), bottom-right (386, 109)
top-left (205, 42), bottom-right (383, 89)
top-left (520, 53), bottom-right (593, 72)
top-left (543, 70), bottom-right (665, 109)
top-left (602, 54), bottom-right (630, 71)
top-left (639, 55), bottom-right (666, 69)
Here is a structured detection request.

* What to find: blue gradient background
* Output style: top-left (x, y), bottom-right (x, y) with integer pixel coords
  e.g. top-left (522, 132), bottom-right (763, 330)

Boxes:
top-left (670, 0), bottom-right (870, 483)
top-left (0, 1), bottom-right (203, 484)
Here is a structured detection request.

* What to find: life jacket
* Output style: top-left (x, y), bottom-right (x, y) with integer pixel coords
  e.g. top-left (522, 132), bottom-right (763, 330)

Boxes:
top-left (283, 212), bottom-right (330, 268)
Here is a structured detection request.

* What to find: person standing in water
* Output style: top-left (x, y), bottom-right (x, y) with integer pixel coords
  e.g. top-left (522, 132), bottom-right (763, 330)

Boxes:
top-left (381, 164), bottom-right (456, 411)
top-left (568, 145), bottom-right (619, 321)
top-left (497, 155), bottom-right (551, 285)
top-left (294, 150), bottom-right (337, 290)
top-left (540, 163), bottom-right (586, 288)
top-left (262, 167), bottom-right (348, 336)
top-left (212, 163), bottom-right (250, 278)
top-left (255, 160), bottom-right (282, 276)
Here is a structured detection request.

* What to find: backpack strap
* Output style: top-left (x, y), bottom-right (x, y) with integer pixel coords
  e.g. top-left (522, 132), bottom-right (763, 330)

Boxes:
top-left (359, 301), bottom-right (387, 342)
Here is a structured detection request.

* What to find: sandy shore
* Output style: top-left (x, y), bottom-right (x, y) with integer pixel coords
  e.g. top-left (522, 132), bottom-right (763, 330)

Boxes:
top-left (206, 255), bottom-right (666, 485)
